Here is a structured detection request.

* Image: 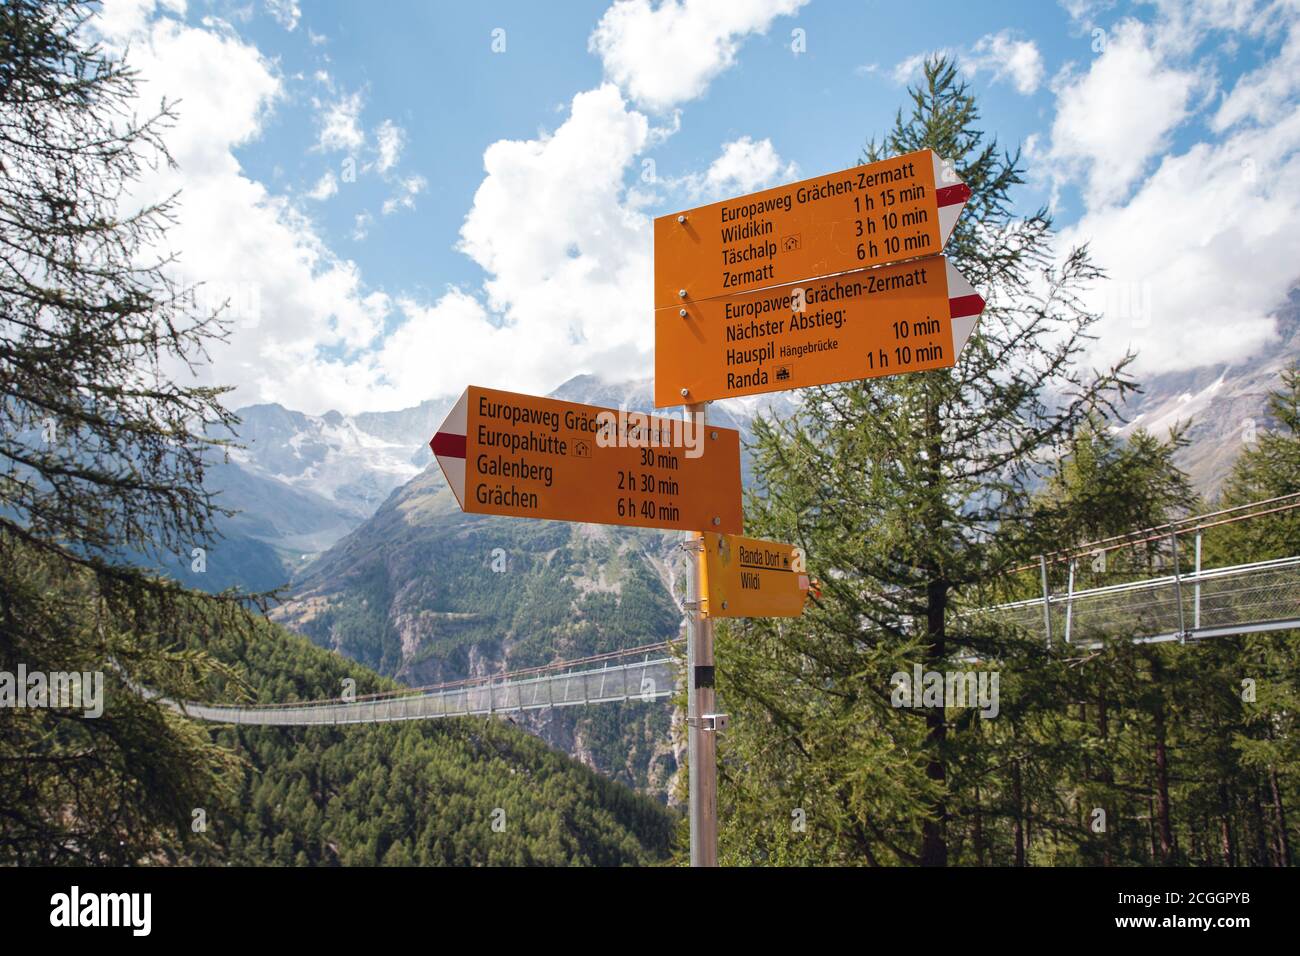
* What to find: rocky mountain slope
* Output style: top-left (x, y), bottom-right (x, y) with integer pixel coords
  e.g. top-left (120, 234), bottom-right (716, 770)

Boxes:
top-left (271, 462), bottom-right (686, 794)
top-left (1116, 289), bottom-right (1300, 494)
top-left (169, 398), bottom-right (453, 591)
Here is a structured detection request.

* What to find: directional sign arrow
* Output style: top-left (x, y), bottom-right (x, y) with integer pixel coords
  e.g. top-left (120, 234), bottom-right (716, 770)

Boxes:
top-left (655, 255), bottom-right (984, 407)
top-left (430, 389), bottom-right (470, 506)
top-left (431, 385), bottom-right (744, 533)
top-left (654, 148), bottom-right (971, 309)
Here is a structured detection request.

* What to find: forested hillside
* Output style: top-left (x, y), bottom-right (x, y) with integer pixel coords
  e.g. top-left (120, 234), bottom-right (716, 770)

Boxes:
top-left (0, 533), bottom-right (677, 865)
top-left (188, 608), bottom-right (676, 865)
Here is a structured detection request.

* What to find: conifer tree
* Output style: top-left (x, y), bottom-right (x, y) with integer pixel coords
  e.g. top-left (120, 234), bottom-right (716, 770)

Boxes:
top-left (0, 0), bottom-right (251, 862)
top-left (1197, 368), bottom-right (1300, 865)
top-left (717, 57), bottom-right (1135, 866)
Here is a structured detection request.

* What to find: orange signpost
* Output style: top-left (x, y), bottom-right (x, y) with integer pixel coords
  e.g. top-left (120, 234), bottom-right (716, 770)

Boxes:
top-left (653, 148), bottom-right (971, 310)
top-left (655, 255), bottom-right (984, 406)
top-left (429, 386), bottom-right (743, 534)
top-left (702, 532), bottom-right (809, 618)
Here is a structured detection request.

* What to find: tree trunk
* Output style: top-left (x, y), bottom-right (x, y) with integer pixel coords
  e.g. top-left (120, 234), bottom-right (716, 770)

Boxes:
top-left (920, 579), bottom-right (948, 866)
top-left (919, 392), bottom-right (947, 867)
top-left (1012, 758), bottom-right (1025, 866)
top-left (1251, 786), bottom-right (1269, 866)
top-left (1153, 701), bottom-right (1174, 863)
top-left (1218, 783), bottom-right (1235, 866)
top-left (1148, 795), bottom-right (1158, 863)
top-left (1270, 767), bottom-right (1292, 867)
top-left (1149, 657), bottom-right (1175, 864)
top-left (1098, 690), bottom-right (1113, 866)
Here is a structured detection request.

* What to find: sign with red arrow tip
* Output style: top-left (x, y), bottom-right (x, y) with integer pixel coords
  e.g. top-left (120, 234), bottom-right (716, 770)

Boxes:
top-left (654, 148), bottom-right (971, 310)
top-left (655, 256), bottom-right (984, 406)
top-left (430, 385), bottom-right (744, 534)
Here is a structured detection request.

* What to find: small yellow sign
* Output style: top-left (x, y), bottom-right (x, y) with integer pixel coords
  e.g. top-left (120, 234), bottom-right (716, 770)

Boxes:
top-left (702, 532), bottom-right (808, 618)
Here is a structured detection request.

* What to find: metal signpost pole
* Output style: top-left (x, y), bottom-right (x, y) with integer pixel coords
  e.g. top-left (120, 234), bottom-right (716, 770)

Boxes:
top-left (687, 402), bottom-right (718, 867)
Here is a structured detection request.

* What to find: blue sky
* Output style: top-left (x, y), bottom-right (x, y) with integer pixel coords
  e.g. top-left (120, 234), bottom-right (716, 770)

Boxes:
top-left (234, 0), bottom-right (1066, 294)
top-left (94, 0), bottom-right (1300, 414)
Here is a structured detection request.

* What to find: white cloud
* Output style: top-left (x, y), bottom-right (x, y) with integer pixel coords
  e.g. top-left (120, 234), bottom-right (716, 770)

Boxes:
top-left (374, 119), bottom-right (405, 173)
top-left (1059, 0), bottom-right (1118, 28)
top-left (1055, 11), bottom-right (1300, 378)
top-left (1048, 19), bottom-right (1202, 206)
top-left (446, 85), bottom-right (654, 394)
top-left (352, 211), bottom-right (373, 241)
top-left (211, 82), bottom-right (660, 412)
top-left (265, 0), bottom-right (300, 31)
top-left (85, 1), bottom-right (813, 413)
top-left (1065, 118), bottom-right (1300, 378)
top-left (381, 174), bottom-right (427, 215)
top-left (589, 0), bottom-right (808, 111)
top-left (891, 51), bottom-right (940, 86)
top-left (966, 31), bottom-right (1044, 94)
top-left (892, 32), bottom-right (1041, 95)
top-left (307, 170), bottom-right (337, 200)
top-left (94, 0), bottom-right (186, 41)
top-left (92, 9), bottom-right (393, 414)
top-left (295, 85), bottom-right (656, 411)
top-left (674, 136), bottom-right (797, 199)
top-left (1212, 10), bottom-right (1300, 130)
top-left (316, 89), bottom-right (365, 152)
top-left (1142, 0), bottom-right (1287, 53)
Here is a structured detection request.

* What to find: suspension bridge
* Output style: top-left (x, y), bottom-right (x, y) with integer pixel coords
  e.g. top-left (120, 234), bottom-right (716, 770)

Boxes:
top-left (164, 495), bottom-right (1300, 727)
top-left (165, 644), bottom-right (677, 727)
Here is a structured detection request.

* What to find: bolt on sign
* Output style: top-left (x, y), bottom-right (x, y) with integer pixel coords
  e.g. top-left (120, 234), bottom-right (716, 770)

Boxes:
top-left (653, 148), bottom-right (971, 310)
top-left (655, 256), bottom-right (984, 406)
top-left (702, 532), bottom-right (809, 618)
top-left (430, 386), bottom-right (744, 534)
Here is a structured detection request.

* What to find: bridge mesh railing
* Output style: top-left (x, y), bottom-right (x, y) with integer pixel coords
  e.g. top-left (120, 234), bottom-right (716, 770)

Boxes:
top-left (164, 553), bottom-right (1300, 724)
top-left (173, 654), bottom-right (678, 726)
top-left (973, 556), bottom-right (1300, 646)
